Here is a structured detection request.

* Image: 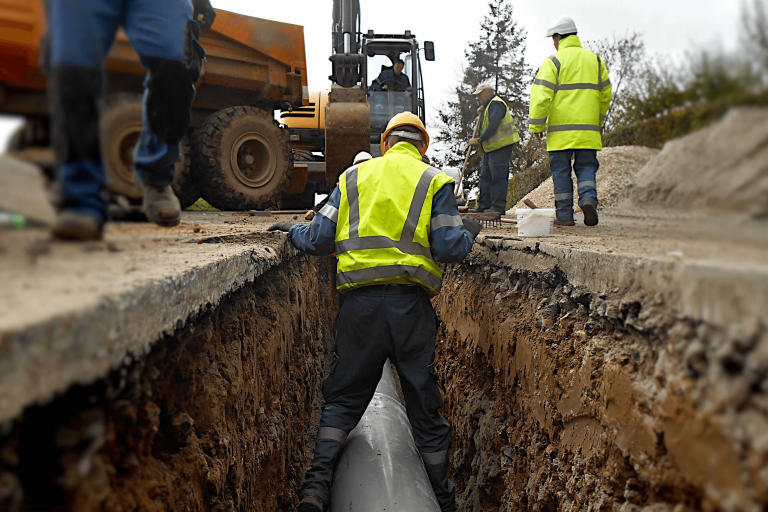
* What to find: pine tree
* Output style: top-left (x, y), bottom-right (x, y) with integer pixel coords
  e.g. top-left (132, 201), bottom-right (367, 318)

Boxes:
top-left (433, 0), bottom-right (532, 191)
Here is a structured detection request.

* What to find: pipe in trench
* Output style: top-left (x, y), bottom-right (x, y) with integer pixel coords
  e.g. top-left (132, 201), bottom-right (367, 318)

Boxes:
top-left (329, 361), bottom-right (441, 512)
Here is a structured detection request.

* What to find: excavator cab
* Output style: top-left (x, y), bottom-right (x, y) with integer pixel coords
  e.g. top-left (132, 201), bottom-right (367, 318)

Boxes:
top-left (362, 31), bottom-right (432, 155)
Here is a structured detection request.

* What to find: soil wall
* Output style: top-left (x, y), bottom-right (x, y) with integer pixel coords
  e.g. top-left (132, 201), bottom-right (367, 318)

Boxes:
top-left (434, 243), bottom-right (768, 512)
top-left (0, 253), bottom-right (336, 512)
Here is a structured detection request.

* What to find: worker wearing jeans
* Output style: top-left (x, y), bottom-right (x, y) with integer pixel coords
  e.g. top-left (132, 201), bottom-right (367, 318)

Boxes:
top-left (529, 17), bottom-right (611, 226)
top-left (46, 0), bottom-right (214, 239)
top-left (468, 83), bottom-right (520, 215)
top-left (269, 113), bottom-right (481, 512)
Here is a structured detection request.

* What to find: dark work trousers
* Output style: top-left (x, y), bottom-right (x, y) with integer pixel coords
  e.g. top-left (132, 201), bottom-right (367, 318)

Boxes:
top-left (300, 284), bottom-right (455, 511)
top-left (476, 143), bottom-right (515, 213)
top-left (48, 0), bottom-right (202, 221)
top-left (548, 149), bottom-right (600, 223)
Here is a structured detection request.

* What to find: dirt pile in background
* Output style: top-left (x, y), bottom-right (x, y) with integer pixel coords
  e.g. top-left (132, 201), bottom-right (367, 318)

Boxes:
top-left (510, 146), bottom-right (659, 213)
top-left (623, 107), bottom-right (768, 219)
top-left (0, 254), bottom-right (336, 512)
top-left (434, 249), bottom-right (768, 512)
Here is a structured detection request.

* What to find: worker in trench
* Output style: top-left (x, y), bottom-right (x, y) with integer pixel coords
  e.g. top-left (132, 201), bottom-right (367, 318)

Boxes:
top-left (268, 112), bottom-right (482, 512)
top-left (467, 83), bottom-right (521, 216)
top-left (529, 16), bottom-right (612, 227)
top-left (45, 0), bottom-right (215, 240)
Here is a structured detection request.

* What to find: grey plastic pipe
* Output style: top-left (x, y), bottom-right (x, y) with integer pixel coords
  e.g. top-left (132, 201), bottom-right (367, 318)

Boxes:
top-left (329, 362), bottom-right (441, 512)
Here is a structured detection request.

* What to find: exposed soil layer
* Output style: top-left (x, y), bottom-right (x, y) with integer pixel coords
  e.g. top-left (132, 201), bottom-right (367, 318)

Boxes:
top-left (434, 243), bottom-right (768, 512)
top-left (0, 253), bottom-right (336, 512)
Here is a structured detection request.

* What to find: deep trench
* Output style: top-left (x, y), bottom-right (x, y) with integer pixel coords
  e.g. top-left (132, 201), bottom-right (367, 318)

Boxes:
top-left (0, 250), bottom-right (764, 511)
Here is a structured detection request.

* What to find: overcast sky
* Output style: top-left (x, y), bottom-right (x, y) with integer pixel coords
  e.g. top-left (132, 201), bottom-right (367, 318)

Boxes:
top-left (0, 0), bottom-right (744, 150)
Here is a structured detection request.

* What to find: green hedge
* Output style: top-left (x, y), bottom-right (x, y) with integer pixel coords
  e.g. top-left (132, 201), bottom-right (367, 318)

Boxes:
top-left (604, 92), bottom-right (768, 149)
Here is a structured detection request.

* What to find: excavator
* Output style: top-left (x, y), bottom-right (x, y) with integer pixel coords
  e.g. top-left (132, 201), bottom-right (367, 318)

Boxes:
top-left (278, 0), bottom-right (435, 208)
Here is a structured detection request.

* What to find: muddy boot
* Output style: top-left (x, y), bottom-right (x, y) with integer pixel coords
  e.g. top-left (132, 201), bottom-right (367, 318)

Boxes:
top-left (52, 210), bottom-right (103, 241)
top-left (423, 461), bottom-right (457, 512)
top-left (143, 185), bottom-right (181, 227)
top-left (581, 201), bottom-right (598, 227)
top-left (554, 217), bottom-right (575, 227)
top-left (299, 432), bottom-right (347, 511)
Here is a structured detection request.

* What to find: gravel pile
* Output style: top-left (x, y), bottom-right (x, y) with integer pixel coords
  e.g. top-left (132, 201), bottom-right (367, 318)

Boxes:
top-left (509, 146), bottom-right (659, 213)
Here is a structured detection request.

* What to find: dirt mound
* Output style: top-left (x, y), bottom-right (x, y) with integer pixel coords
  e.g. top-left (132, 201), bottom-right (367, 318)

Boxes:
top-left (623, 107), bottom-right (768, 218)
top-left (509, 146), bottom-right (659, 214)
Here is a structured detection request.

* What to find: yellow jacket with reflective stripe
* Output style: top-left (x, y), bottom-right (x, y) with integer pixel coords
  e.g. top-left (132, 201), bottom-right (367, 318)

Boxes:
top-left (481, 96), bottom-right (520, 153)
top-left (529, 36), bottom-right (612, 151)
top-left (335, 142), bottom-right (455, 297)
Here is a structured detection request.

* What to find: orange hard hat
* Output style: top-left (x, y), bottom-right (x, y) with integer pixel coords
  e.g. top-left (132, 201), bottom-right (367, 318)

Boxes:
top-left (380, 112), bottom-right (430, 156)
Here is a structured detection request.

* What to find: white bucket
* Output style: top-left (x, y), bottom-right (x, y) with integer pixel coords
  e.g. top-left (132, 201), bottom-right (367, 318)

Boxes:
top-left (516, 208), bottom-right (556, 237)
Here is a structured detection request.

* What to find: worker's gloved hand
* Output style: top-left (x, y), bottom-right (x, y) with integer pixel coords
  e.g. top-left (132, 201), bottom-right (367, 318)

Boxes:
top-left (268, 222), bottom-right (296, 233)
top-left (462, 218), bottom-right (482, 239)
top-left (192, 0), bottom-right (216, 30)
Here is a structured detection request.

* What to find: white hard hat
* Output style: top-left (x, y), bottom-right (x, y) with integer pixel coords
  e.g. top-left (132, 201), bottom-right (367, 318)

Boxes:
top-left (471, 83), bottom-right (494, 95)
top-left (353, 151), bottom-right (372, 165)
top-left (545, 17), bottom-right (577, 37)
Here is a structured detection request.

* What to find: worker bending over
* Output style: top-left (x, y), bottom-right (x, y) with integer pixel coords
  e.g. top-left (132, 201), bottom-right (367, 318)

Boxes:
top-left (269, 112), bottom-right (482, 512)
top-left (468, 83), bottom-right (520, 215)
top-left (47, 0), bottom-right (215, 240)
top-left (529, 17), bottom-right (612, 226)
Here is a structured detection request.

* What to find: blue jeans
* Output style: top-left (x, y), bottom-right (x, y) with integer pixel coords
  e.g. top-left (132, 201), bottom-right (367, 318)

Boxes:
top-left (476, 144), bottom-right (515, 213)
top-left (548, 149), bottom-right (599, 222)
top-left (49, 0), bottom-right (196, 221)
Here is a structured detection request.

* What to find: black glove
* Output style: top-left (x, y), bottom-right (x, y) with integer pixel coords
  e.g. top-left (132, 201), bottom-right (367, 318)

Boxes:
top-left (268, 222), bottom-right (296, 233)
top-left (192, 0), bottom-right (216, 30)
top-left (462, 217), bottom-right (482, 239)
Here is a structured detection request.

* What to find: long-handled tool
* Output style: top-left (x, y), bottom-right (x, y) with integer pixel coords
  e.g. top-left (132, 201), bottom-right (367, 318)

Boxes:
top-left (455, 114), bottom-right (482, 200)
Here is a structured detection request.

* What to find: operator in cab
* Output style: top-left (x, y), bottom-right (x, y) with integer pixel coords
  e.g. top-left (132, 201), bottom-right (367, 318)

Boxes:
top-left (370, 59), bottom-right (411, 91)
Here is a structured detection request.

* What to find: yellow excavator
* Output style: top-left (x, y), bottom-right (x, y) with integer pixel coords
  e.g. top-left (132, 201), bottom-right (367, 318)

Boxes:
top-left (277, 0), bottom-right (435, 208)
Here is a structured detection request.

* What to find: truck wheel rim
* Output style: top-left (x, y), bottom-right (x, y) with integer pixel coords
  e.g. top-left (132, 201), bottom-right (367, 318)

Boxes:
top-left (230, 132), bottom-right (277, 188)
top-left (109, 123), bottom-right (143, 185)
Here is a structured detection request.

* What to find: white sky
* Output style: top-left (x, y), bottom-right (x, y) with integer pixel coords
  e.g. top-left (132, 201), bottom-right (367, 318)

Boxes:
top-left (0, 0), bottom-right (744, 151)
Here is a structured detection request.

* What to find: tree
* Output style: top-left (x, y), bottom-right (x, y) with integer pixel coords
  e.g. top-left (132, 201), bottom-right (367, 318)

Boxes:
top-left (433, 0), bottom-right (531, 191)
top-left (584, 32), bottom-right (646, 131)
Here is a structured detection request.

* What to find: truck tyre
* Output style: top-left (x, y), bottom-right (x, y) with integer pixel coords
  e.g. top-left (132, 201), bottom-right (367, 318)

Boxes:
top-left (191, 106), bottom-right (292, 210)
top-left (101, 94), bottom-right (144, 200)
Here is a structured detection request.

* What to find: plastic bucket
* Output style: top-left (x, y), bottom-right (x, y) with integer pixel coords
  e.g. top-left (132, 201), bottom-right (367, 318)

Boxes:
top-left (516, 208), bottom-right (555, 237)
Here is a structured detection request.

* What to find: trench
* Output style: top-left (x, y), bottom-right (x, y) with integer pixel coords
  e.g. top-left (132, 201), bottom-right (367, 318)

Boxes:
top-left (1, 245), bottom-right (766, 511)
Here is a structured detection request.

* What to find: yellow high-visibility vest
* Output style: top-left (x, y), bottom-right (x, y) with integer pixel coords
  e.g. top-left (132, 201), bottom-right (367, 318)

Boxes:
top-left (529, 35), bottom-right (612, 151)
top-left (481, 96), bottom-right (520, 153)
top-left (335, 142), bottom-right (455, 297)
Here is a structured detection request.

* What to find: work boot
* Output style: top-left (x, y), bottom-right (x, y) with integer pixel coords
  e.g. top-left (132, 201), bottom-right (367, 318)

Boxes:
top-left (423, 461), bottom-right (457, 512)
top-left (52, 210), bottom-right (103, 241)
top-left (297, 495), bottom-right (323, 512)
top-left (143, 185), bottom-right (181, 227)
top-left (554, 218), bottom-right (575, 227)
top-left (581, 202), bottom-right (598, 227)
top-left (467, 207), bottom-right (487, 214)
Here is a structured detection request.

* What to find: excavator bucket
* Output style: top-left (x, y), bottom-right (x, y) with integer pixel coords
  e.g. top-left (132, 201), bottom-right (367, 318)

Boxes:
top-left (324, 86), bottom-right (370, 184)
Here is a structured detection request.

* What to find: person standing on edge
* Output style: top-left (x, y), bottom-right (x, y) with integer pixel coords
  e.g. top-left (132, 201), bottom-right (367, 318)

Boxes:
top-left (268, 112), bottom-right (482, 512)
top-left (47, 0), bottom-right (215, 240)
top-left (529, 17), bottom-right (612, 227)
top-left (468, 83), bottom-right (520, 216)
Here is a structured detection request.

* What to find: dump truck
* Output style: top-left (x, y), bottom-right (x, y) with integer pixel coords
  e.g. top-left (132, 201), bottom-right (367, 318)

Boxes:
top-left (279, 0), bottom-right (435, 208)
top-left (0, 0), bottom-right (308, 209)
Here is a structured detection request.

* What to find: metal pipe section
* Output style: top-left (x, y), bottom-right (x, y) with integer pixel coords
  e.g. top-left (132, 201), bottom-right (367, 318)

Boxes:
top-left (329, 361), bottom-right (441, 512)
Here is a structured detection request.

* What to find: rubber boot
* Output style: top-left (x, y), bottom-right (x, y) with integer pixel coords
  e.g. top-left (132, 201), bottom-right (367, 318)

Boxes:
top-left (581, 201), bottom-right (598, 227)
top-left (143, 185), bottom-right (181, 227)
top-left (299, 437), bottom-right (346, 511)
top-left (423, 461), bottom-right (457, 512)
top-left (52, 210), bottom-right (103, 241)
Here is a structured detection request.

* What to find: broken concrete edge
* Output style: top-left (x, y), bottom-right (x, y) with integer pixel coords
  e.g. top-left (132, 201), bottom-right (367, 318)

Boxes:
top-left (472, 234), bottom-right (767, 336)
top-left (0, 235), bottom-right (298, 425)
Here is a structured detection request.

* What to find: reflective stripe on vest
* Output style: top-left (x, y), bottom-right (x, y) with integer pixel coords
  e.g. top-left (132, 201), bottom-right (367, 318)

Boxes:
top-left (335, 144), bottom-right (455, 297)
top-left (481, 96), bottom-right (520, 153)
